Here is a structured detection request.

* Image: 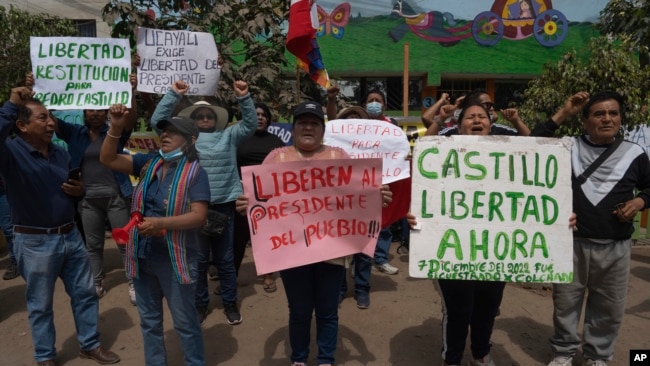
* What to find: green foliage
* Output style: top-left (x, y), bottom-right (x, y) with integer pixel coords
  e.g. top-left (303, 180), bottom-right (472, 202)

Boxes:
top-left (598, 0), bottom-right (650, 66)
top-left (519, 36), bottom-right (650, 136)
top-left (0, 5), bottom-right (78, 102)
top-left (102, 0), bottom-right (314, 120)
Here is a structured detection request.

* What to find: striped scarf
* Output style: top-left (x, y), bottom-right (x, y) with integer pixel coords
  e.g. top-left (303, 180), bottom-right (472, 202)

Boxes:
top-left (126, 155), bottom-right (201, 284)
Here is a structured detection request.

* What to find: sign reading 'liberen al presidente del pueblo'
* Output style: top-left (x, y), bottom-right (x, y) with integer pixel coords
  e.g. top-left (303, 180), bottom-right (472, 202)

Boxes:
top-left (410, 136), bottom-right (574, 283)
top-left (136, 27), bottom-right (220, 96)
top-left (241, 158), bottom-right (383, 275)
top-left (30, 37), bottom-right (132, 110)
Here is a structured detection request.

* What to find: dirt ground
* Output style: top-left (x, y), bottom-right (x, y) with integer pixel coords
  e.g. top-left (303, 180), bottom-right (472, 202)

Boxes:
top-left (0, 240), bottom-right (649, 366)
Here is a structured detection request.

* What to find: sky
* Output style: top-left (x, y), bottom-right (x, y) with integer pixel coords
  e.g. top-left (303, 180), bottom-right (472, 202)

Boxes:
top-left (316, 0), bottom-right (610, 23)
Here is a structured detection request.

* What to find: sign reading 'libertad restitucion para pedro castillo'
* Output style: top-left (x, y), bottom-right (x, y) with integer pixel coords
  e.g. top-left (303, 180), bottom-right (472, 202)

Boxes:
top-left (30, 36), bottom-right (132, 110)
top-left (409, 136), bottom-right (574, 283)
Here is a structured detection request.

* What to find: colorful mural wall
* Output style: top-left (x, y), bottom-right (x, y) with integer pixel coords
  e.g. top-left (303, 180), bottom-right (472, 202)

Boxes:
top-left (307, 0), bottom-right (606, 84)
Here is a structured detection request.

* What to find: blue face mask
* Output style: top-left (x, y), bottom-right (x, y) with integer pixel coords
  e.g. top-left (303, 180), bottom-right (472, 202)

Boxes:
top-left (366, 101), bottom-right (383, 117)
top-left (158, 146), bottom-right (185, 162)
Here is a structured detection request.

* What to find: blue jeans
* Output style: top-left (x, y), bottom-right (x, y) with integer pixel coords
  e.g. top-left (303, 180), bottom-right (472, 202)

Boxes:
top-left (13, 227), bottom-right (100, 362)
top-left (134, 255), bottom-right (205, 366)
top-left (195, 202), bottom-right (237, 307)
top-left (374, 227), bottom-right (393, 265)
top-left (340, 254), bottom-right (372, 298)
top-left (281, 262), bottom-right (345, 365)
top-left (0, 193), bottom-right (15, 263)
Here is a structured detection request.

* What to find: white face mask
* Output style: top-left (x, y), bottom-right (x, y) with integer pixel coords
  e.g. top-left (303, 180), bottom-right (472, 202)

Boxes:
top-left (158, 145), bottom-right (185, 162)
top-left (366, 102), bottom-right (383, 117)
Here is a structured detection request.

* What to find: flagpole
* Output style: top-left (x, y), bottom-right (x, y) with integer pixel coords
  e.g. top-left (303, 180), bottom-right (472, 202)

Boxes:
top-left (403, 42), bottom-right (409, 117)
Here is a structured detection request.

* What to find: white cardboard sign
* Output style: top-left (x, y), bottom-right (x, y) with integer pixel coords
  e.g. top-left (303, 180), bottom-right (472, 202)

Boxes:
top-left (409, 136), bottom-right (574, 283)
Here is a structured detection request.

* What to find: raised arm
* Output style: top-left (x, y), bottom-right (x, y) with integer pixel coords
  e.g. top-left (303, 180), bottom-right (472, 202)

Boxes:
top-left (421, 93), bottom-right (449, 128)
top-left (100, 104), bottom-right (135, 175)
top-left (500, 108), bottom-right (530, 136)
top-left (326, 84), bottom-right (340, 120)
top-left (150, 80), bottom-right (189, 133)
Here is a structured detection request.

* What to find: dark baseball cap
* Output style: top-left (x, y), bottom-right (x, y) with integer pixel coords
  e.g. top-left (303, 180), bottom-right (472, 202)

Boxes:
top-left (158, 116), bottom-right (199, 139)
top-left (293, 101), bottom-right (325, 122)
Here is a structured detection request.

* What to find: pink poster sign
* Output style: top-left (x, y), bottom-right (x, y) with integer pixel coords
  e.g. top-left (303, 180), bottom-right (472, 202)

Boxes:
top-left (241, 158), bottom-right (383, 275)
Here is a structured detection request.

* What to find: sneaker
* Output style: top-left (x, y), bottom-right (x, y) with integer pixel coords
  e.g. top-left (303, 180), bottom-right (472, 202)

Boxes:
top-left (3, 261), bottom-right (18, 280)
top-left (128, 284), bottom-right (136, 305)
top-left (548, 356), bottom-right (573, 366)
top-left (584, 359), bottom-right (607, 366)
top-left (96, 285), bottom-right (107, 299)
top-left (196, 306), bottom-right (210, 326)
top-left (290, 363), bottom-right (306, 366)
top-left (468, 353), bottom-right (496, 366)
top-left (223, 302), bottom-right (242, 325)
top-left (355, 292), bottom-right (370, 309)
top-left (374, 262), bottom-right (399, 275)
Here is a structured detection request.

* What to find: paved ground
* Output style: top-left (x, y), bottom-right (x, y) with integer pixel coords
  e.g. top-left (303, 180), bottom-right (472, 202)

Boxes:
top-left (0, 240), bottom-right (649, 365)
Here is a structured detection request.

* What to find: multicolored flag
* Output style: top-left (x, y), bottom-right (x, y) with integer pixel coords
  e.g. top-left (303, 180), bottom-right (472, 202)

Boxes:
top-left (286, 0), bottom-right (331, 88)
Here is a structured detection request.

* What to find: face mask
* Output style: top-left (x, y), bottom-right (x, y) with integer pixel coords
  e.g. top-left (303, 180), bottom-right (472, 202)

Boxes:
top-left (158, 145), bottom-right (185, 162)
top-left (366, 102), bottom-right (383, 117)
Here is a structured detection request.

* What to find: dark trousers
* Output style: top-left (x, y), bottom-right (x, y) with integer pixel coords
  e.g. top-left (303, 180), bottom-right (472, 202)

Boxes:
top-left (232, 212), bottom-right (249, 275)
top-left (437, 279), bottom-right (506, 364)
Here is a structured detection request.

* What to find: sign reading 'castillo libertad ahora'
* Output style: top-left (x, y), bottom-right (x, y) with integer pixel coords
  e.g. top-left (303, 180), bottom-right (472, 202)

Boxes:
top-left (409, 136), bottom-right (574, 283)
top-left (30, 36), bottom-right (132, 110)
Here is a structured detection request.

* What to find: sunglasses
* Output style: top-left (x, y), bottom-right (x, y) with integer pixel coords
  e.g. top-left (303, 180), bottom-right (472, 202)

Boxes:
top-left (194, 113), bottom-right (216, 120)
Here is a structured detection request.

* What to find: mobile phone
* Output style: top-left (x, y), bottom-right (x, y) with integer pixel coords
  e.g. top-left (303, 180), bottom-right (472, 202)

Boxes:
top-left (68, 168), bottom-right (81, 181)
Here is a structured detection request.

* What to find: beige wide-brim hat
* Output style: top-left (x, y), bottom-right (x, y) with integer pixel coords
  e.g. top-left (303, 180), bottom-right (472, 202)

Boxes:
top-left (336, 106), bottom-right (369, 120)
top-left (178, 101), bottom-right (229, 131)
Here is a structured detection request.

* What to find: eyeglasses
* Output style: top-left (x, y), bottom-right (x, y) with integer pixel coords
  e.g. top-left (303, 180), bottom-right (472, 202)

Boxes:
top-left (194, 114), bottom-right (215, 120)
top-left (481, 102), bottom-right (495, 110)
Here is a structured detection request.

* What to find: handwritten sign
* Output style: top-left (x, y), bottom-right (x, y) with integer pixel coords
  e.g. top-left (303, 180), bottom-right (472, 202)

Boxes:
top-left (242, 158), bottom-right (383, 275)
top-left (324, 118), bottom-right (411, 184)
top-left (125, 131), bottom-right (161, 153)
top-left (268, 122), bottom-right (293, 145)
top-left (410, 136), bottom-right (574, 283)
top-left (136, 27), bottom-right (220, 96)
top-left (30, 37), bottom-right (132, 110)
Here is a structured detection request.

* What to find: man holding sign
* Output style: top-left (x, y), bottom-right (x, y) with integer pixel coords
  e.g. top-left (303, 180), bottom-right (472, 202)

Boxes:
top-left (237, 101), bottom-right (392, 366)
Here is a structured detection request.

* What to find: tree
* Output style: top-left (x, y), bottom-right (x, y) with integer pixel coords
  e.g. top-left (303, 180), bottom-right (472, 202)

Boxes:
top-left (102, 0), bottom-right (320, 120)
top-left (0, 5), bottom-right (78, 102)
top-left (598, 0), bottom-right (650, 67)
top-left (519, 36), bottom-right (650, 136)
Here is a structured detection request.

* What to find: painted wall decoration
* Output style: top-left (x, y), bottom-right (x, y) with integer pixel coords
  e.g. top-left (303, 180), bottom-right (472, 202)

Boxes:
top-left (389, 0), bottom-right (567, 47)
top-left (316, 2), bottom-right (351, 39)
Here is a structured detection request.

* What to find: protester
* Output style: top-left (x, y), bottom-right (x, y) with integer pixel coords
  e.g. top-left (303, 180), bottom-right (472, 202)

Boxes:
top-left (151, 79), bottom-right (256, 326)
top-left (408, 95), bottom-right (585, 366)
top-left (436, 89), bottom-right (531, 136)
top-left (30, 72), bottom-right (138, 302)
top-left (235, 101), bottom-right (392, 366)
top-left (363, 89), bottom-right (409, 278)
top-left (100, 104), bottom-right (209, 366)
top-left (0, 86), bottom-right (120, 365)
top-left (532, 91), bottom-right (650, 366)
top-left (233, 102), bottom-right (285, 292)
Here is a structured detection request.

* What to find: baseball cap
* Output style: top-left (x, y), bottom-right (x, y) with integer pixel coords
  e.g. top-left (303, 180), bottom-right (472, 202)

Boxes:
top-left (293, 101), bottom-right (325, 122)
top-left (158, 116), bottom-right (199, 139)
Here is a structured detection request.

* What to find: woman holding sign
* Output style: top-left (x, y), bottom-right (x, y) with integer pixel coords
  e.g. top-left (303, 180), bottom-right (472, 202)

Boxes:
top-left (236, 101), bottom-right (393, 366)
top-left (408, 100), bottom-right (580, 366)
